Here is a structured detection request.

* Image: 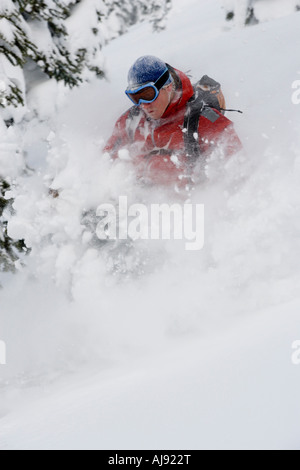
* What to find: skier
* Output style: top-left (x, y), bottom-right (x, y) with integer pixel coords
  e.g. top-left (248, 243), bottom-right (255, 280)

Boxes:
top-left (104, 55), bottom-right (242, 186)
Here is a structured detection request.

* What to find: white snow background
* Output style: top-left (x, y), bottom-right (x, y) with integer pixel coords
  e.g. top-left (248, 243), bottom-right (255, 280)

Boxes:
top-left (0, 0), bottom-right (300, 450)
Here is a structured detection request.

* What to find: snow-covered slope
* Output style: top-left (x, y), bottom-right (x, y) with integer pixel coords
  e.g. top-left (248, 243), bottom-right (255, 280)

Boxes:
top-left (1, 299), bottom-right (300, 450)
top-left (1, 0), bottom-right (300, 450)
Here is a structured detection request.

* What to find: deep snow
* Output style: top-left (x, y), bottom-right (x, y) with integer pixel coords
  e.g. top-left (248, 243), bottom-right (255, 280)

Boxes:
top-left (0, 0), bottom-right (300, 450)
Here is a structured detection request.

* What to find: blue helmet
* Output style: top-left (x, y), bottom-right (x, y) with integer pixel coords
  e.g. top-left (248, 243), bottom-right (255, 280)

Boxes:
top-left (127, 55), bottom-right (172, 89)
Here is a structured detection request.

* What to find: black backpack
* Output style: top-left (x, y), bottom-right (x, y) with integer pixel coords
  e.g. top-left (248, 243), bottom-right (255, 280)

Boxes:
top-left (183, 75), bottom-right (243, 163)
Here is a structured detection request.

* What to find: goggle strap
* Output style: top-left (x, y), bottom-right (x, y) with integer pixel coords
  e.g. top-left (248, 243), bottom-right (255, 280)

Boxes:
top-left (154, 69), bottom-right (170, 91)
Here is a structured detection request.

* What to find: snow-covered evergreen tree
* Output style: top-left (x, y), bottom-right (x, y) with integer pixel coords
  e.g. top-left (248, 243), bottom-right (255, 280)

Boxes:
top-left (0, 114), bottom-right (25, 272)
top-left (223, 0), bottom-right (299, 26)
top-left (0, 178), bottom-right (26, 272)
top-left (0, 0), bottom-right (172, 112)
top-left (0, 0), bottom-right (107, 110)
top-left (149, 0), bottom-right (172, 31)
top-left (223, 0), bottom-right (257, 26)
top-left (103, 0), bottom-right (171, 38)
top-left (0, 0), bottom-right (173, 273)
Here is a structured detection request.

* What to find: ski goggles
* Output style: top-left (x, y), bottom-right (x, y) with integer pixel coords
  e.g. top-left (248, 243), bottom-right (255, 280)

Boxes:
top-left (125, 68), bottom-right (171, 106)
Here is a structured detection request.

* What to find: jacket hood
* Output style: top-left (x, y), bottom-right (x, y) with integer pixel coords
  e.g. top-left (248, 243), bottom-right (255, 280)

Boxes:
top-left (162, 68), bottom-right (194, 119)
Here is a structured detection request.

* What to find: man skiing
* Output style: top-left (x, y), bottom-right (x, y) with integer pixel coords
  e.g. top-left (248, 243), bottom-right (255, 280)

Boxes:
top-left (104, 55), bottom-right (242, 186)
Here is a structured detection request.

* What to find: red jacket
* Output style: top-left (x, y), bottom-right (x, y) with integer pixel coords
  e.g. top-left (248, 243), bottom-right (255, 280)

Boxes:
top-left (104, 69), bottom-right (242, 185)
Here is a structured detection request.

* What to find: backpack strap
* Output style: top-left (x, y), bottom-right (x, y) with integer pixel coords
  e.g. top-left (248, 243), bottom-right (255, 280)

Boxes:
top-left (183, 92), bottom-right (205, 164)
top-left (183, 76), bottom-right (224, 165)
top-left (126, 106), bottom-right (142, 141)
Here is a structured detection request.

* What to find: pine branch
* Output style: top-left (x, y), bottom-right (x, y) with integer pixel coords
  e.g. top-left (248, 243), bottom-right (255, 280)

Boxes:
top-left (0, 179), bottom-right (26, 272)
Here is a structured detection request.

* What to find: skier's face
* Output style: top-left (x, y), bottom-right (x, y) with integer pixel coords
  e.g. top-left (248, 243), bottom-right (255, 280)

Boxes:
top-left (141, 84), bottom-right (173, 120)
